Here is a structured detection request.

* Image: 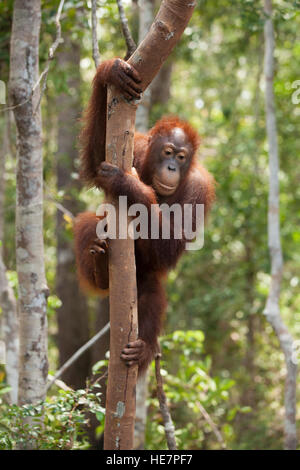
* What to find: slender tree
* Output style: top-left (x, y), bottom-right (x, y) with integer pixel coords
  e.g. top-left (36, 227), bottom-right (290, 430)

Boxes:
top-left (103, 0), bottom-right (196, 450)
top-left (135, 0), bottom-right (154, 133)
top-left (9, 0), bottom-right (48, 414)
top-left (263, 0), bottom-right (297, 450)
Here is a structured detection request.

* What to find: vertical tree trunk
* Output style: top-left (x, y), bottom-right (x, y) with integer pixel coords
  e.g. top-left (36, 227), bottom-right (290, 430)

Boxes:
top-left (135, 0), bottom-right (154, 133)
top-left (9, 0), bottom-right (48, 411)
top-left (135, 1), bottom-right (173, 132)
top-left (103, 98), bottom-right (139, 450)
top-left (263, 0), bottom-right (297, 450)
top-left (103, 0), bottom-right (196, 450)
top-left (55, 38), bottom-right (90, 390)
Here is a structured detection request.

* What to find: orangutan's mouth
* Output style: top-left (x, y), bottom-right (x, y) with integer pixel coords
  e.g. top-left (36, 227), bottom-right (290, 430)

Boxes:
top-left (153, 176), bottom-right (178, 195)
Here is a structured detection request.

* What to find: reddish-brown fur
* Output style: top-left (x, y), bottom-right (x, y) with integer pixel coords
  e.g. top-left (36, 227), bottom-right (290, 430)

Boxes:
top-left (74, 59), bottom-right (215, 373)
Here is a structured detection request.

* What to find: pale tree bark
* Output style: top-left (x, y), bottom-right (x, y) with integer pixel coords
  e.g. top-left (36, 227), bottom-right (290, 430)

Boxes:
top-left (0, 111), bottom-right (19, 405)
top-left (55, 38), bottom-right (90, 390)
top-left (103, 0), bottom-right (196, 450)
top-left (133, 1), bottom-right (174, 133)
top-left (91, 0), bottom-right (101, 68)
top-left (135, 0), bottom-right (154, 133)
top-left (9, 0), bottom-right (49, 412)
top-left (263, 0), bottom-right (297, 450)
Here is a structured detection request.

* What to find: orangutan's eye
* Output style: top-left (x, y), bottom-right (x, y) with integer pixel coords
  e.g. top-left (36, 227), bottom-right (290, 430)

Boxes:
top-left (164, 147), bottom-right (173, 156)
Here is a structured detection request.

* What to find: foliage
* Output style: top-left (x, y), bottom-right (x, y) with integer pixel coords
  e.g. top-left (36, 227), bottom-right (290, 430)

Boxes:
top-left (146, 331), bottom-right (249, 450)
top-left (0, 383), bottom-right (105, 450)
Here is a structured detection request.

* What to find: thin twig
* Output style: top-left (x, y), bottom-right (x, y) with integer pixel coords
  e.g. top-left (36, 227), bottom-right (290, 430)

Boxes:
top-left (1, 0), bottom-right (65, 114)
top-left (116, 0), bottom-right (137, 59)
top-left (47, 374), bottom-right (73, 391)
top-left (195, 401), bottom-right (226, 449)
top-left (91, 0), bottom-right (101, 68)
top-left (44, 181), bottom-right (75, 220)
top-left (45, 195), bottom-right (75, 220)
top-left (46, 322), bottom-right (110, 391)
top-left (34, 0), bottom-right (65, 113)
top-left (154, 352), bottom-right (177, 450)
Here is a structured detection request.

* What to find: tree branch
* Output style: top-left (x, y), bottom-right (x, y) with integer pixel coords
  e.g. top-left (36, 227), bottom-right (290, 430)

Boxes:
top-left (34, 0), bottom-right (65, 113)
top-left (155, 353), bottom-right (177, 450)
top-left (196, 401), bottom-right (226, 449)
top-left (47, 374), bottom-right (73, 392)
top-left (46, 322), bottom-right (110, 391)
top-left (116, 0), bottom-right (137, 59)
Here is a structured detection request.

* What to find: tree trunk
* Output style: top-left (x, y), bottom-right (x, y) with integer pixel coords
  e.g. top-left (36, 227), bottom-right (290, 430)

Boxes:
top-left (55, 38), bottom-right (90, 390)
top-left (135, 0), bottom-right (154, 133)
top-left (9, 0), bottom-right (48, 415)
top-left (8, 4), bottom-right (48, 442)
top-left (103, 0), bottom-right (196, 450)
top-left (263, 0), bottom-right (297, 450)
